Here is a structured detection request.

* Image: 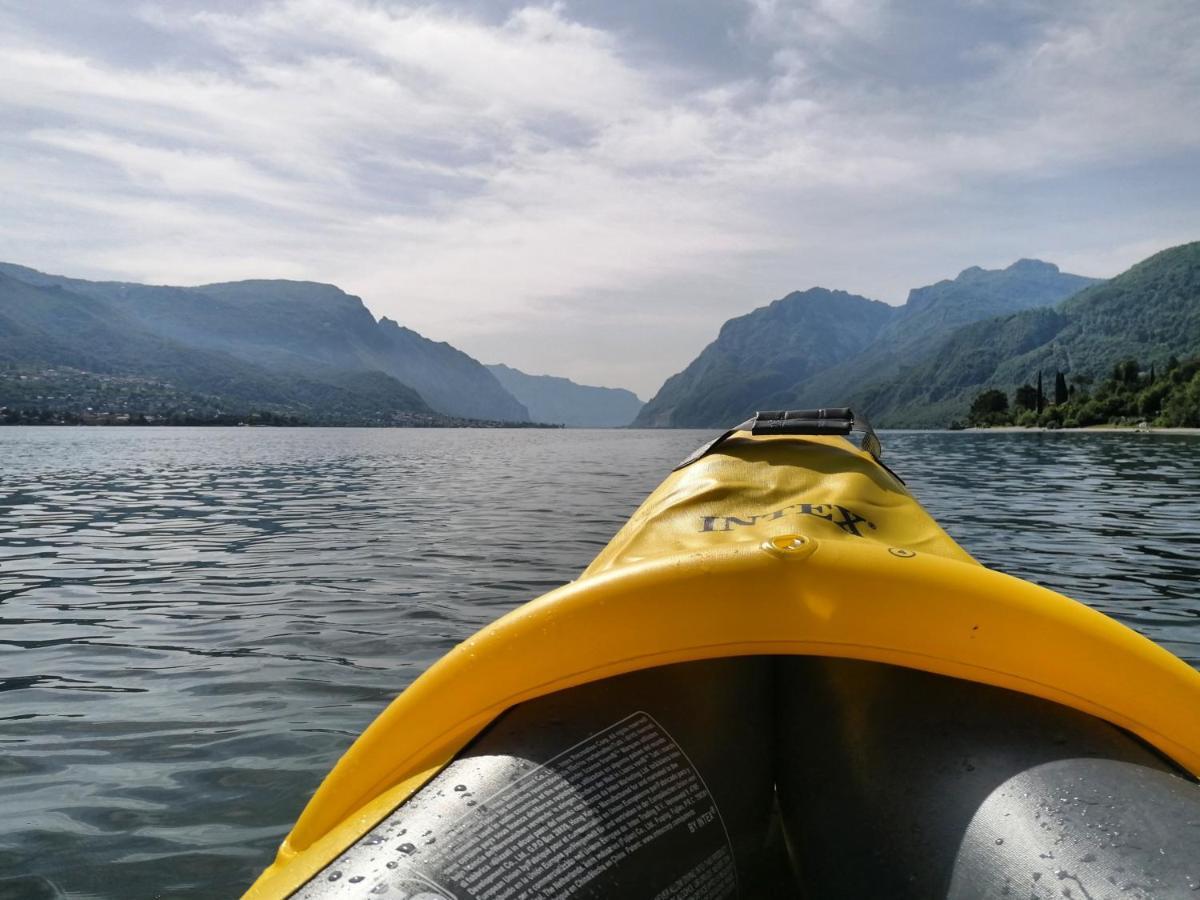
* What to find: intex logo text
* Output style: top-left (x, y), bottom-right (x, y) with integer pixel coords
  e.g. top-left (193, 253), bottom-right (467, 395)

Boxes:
top-left (699, 502), bottom-right (875, 537)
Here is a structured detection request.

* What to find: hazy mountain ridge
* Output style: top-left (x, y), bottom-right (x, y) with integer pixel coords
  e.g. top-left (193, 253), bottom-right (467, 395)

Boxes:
top-left (486, 363), bottom-right (643, 427)
top-left (633, 288), bottom-right (896, 427)
top-left (0, 263), bottom-right (530, 424)
top-left (378, 321), bottom-right (528, 422)
top-left (0, 271), bottom-right (442, 424)
top-left (636, 259), bottom-right (1106, 428)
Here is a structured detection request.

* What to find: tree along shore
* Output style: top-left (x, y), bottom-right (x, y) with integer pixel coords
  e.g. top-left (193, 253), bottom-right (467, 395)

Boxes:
top-left (959, 356), bottom-right (1200, 430)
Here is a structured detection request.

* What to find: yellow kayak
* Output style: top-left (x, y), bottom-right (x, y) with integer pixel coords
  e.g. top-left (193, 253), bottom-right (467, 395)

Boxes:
top-left (247, 410), bottom-right (1200, 898)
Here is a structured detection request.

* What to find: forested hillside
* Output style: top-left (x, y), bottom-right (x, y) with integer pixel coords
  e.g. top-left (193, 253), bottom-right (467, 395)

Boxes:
top-left (865, 243), bottom-right (1200, 426)
top-left (0, 263), bottom-right (531, 425)
top-left (637, 260), bottom-right (1097, 428)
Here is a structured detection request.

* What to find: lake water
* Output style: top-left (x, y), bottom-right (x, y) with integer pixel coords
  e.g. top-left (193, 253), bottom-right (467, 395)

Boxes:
top-left (2, 427), bottom-right (1199, 899)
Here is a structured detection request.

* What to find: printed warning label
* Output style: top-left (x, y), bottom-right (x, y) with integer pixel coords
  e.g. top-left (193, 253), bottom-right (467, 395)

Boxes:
top-left (299, 711), bottom-right (737, 899)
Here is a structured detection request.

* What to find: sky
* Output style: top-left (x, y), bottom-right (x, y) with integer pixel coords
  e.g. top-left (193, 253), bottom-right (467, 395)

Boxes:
top-left (2, 0), bottom-right (1199, 398)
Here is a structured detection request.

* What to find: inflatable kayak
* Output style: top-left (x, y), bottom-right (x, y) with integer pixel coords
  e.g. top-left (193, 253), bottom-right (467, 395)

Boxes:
top-left (246, 410), bottom-right (1200, 899)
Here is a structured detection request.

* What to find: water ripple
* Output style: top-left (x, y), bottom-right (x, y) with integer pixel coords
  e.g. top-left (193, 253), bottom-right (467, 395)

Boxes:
top-left (0, 426), bottom-right (1197, 897)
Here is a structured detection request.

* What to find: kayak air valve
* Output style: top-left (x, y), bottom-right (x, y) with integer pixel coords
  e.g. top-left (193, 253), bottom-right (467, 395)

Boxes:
top-left (763, 533), bottom-right (819, 560)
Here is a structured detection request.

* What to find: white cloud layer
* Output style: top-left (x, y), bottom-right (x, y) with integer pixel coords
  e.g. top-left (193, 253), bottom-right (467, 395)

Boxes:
top-left (1, 0), bottom-right (1198, 395)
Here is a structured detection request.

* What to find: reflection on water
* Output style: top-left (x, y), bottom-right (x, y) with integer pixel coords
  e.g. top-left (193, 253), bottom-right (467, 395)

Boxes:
top-left (1, 427), bottom-right (1198, 898)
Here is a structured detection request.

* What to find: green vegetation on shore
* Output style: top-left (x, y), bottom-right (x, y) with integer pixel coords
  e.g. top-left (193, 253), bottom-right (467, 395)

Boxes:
top-left (0, 366), bottom-right (560, 428)
top-left (963, 357), bottom-right (1200, 429)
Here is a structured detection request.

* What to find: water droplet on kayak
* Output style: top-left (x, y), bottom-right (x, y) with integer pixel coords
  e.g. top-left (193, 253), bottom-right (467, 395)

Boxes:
top-left (454, 784), bottom-right (467, 792)
top-left (349, 875), bottom-right (365, 884)
top-left (995, 838), bottom-right (1004, 845)
top-left (327, 871), bottom-right (342, 882)
top-left (397, 843), bottom-right (415, 854)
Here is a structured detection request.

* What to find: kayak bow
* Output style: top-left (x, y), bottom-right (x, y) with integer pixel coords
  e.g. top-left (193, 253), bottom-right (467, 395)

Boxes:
top-left (247, 413), bottom-right (1200, 899)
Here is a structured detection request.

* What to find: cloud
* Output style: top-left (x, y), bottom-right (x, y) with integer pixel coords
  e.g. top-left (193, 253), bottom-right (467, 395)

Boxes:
top-left (1, 0), bottom-right (1198, 395)
top-left (746, 0), bottom-right (888, 48)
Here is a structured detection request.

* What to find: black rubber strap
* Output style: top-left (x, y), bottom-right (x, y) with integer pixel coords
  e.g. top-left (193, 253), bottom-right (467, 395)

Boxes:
top-left (674, 408), bottom-right (886, 471)
top-left (752, 408), bottom-right (854, 436)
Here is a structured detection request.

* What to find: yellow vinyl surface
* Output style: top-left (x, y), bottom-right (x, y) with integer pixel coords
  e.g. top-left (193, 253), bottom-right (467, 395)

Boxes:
top-left (246, 434), bottom-right (1200, 898)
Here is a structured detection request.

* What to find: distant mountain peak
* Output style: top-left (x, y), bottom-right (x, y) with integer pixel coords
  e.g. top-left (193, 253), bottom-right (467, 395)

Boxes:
top-left (904, 259), bottom-right (1094, 313)
top-left (486, 363), bottom-right (643, 427)
top-left (952, 258), bottom-right (1060, 283)
top-left (198, 277), bottom-right (343, 290)
top-left (776, 287), bottom-right (858, 304)
top-left (1007, 258), bottom-right (1060, 273)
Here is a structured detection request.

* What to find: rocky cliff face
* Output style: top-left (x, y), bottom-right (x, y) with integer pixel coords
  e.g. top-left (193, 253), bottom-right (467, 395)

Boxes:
top-left (633, 288), bottom-right (897, 427)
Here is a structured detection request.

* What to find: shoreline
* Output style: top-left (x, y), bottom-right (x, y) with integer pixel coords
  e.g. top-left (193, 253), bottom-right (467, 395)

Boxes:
top-left (962, 425), bottom-right (1200, 434)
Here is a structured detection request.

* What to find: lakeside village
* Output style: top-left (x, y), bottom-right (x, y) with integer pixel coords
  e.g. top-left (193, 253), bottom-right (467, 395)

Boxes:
top-left (0, 368), bottom-right (558, 428)
top-left (0, 404), bottom-right (560, 428)
top-left (960, 356), bottom-right (1200, 430)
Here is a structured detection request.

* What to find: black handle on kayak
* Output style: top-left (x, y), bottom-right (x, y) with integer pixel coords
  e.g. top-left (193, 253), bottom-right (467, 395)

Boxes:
top-left (751, 408), bottom-right (853, 436)
top-left (675, 407), bottom-right (886, 472)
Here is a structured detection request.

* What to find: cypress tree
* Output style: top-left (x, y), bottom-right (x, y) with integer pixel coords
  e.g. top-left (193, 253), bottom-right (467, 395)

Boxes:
top-left (1036, 370), bottom-right (1045, 413)
top-left (1054, 371), bottom-right (1068, 405)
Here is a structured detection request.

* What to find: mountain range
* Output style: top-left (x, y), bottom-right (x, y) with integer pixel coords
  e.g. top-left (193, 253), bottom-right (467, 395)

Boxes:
top-left (0, 263), bottom-right (527, 425)
top-left (861, 242), bottom-right (1200, 425)
top-left (635, 244), bottom-right (1200, 428)
top-left (0, 263), bottom-right (639, 428)
top-left (5, 243), bottom-right (1196, 431)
